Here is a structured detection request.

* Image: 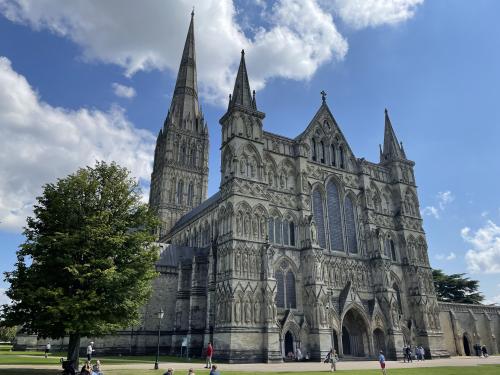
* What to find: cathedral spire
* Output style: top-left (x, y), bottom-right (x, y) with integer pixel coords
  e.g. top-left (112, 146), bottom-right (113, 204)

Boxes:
top-left (167, 11), bottom-right (201, 127)
top-left (381, 108), bottom-right (405, 162)
top-left (229, 50), bottom-right (257, 111)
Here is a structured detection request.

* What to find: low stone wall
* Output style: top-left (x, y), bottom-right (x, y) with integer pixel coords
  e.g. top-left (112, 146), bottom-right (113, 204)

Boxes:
top-left (438, 302), bottom-right (500, 356)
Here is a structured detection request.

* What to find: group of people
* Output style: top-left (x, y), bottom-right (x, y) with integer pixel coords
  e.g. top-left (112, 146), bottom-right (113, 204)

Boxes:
top-left (163, 365), bottom-right (220, 375)
top-left (325, 348), bottom-right (339, 372)
top-left (79, 360), bottom-right (103, 375)
top-left (402, 345), bottom-right (425, 362)
top-left (473, 344), bottom-right (489, 357)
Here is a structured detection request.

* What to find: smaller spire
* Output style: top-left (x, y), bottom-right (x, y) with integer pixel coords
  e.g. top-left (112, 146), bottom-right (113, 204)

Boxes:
top-left (382, 108), bottom-right (405, 162)
top-left (191, 6), bottom-right (194, 17)
top-left (230, 49), bottom-right (254, 110)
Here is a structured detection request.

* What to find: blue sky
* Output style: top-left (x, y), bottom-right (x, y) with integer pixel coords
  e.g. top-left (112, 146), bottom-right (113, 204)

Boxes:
top-left (0, 0), bottom-right (499, 305)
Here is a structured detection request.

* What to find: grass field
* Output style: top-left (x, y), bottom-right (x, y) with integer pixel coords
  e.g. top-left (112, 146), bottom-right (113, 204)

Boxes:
top-left (0, 344), bottom-right (202, 366)
top-left (0, 365), bottom-right (498, 375)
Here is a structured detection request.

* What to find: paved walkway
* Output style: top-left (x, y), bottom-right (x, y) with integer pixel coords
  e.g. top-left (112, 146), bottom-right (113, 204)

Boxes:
top-left (0, 356), bottom-right (499, 372)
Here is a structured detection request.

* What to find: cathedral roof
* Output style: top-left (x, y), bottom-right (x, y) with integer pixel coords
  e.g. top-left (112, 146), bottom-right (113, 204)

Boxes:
top-left (167, 191), bottom-right (221, 236)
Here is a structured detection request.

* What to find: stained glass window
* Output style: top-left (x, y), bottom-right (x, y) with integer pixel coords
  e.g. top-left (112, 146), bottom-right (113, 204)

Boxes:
top-left (312, 189), bottom-right (327, 248)
top-left (345, 196), bottom-right (358, 253)
top-left (327, 181), bottom-right (343, 251)
top-left (286, 270), bottom-right (296, 308)
top-left (275, 218), bottom-right (282, 244)
top-left (276, 270), bottom-right (285, 308)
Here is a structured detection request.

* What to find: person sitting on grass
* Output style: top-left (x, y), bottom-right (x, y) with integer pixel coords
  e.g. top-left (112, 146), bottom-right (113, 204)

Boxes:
top-left (163, 368), bottom-right (174, 375)
top-left (80, 361), bottom-right (92, 375)
top-left (92, 359), bottom-right (103, 375)
top-left (187, 368), bottom-right (195, 375)
top-left (209, 364), bottom-right (220, 375)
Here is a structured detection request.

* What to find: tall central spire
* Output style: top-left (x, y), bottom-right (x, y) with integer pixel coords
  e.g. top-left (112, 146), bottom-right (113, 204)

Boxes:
top-left (167, 11), bottom-right (200, 127)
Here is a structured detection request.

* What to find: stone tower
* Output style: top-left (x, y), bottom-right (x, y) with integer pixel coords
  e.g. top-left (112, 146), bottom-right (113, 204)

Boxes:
top-left (149, 11), bottom-right (209, 238)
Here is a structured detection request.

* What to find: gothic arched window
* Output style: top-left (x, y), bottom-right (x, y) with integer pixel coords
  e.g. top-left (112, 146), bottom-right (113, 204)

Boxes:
top-left (187, 182), bottom-right (194, 206)
top-left (326, 181), bottom-right (343, 251)
top-left (275, 263), bottom-right (296, 309)
top-left (276, 270), bottom-right (285, 308)
top-left (285, 270), bottom-right (296, 308)
top-left (331, 144), bottom-right (336, 166)
top-left (344, 195), bottom-right (358, 254)
top-left (390, 239), bottom-right (397, 261)
top-left (275, 217), bottom-right (282, 244)
top-left (339, 146), bottom-right (345, 169)
top-left (289, 221), bottom-right (295, 246)
top-left (312, 189), bottom-right (327, 248)
top-left (268, 217), bottom-right (275, 243)
top-left (312, 139), bottom-right (317, 161)
top-left (177, 180), bottom-right (184, 205)
top-left (320, 141), bottom-right (325, 163)
top-left (283, 220), bottom-right (289, 246)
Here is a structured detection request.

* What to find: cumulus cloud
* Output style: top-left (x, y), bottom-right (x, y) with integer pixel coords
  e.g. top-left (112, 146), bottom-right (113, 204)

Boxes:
top-left (462, 220), bottom-right (500, 274)
top-left (0, 57), bottom-right (155, 231)
top-left (0, 288), bottom-right (10, 306)
top-left (435, 252), bottom-right (456, 261)
top-left (330, 0), bottom-right (424, 29)
top-left (484, 294), bottom-right (500, 306)
top-left (421, 190), bottom-right (454, 219)
top-left (0, 0), bottom-right (421, 105)
top-left (112, 83), bottom-right (136, 99)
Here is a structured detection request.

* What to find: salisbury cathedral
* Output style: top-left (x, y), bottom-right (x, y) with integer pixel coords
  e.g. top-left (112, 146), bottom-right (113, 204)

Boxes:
top-left (15, 13), bottom-right (500, 362)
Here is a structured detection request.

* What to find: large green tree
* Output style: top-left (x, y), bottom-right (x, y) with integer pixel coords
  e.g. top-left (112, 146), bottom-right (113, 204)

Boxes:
top-left (0, 161), bottom-right (159, 367)
top-left (432, 269), bottom-right (484, 304)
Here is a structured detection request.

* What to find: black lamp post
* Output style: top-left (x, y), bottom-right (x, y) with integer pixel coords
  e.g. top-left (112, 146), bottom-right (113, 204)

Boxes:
top-left (154, 308), bottom-right (164, 370)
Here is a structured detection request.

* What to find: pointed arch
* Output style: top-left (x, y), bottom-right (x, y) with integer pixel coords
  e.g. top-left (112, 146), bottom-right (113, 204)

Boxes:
top-left (344, 193), bottom-right (358, 254)
top-left (326, 179), bottom-right (343, 251)
top-left (312, 186), bottom-right (327, 248)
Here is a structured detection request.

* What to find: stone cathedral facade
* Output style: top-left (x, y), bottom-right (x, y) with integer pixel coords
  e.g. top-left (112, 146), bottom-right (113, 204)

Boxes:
top-left (14, 13), bottom-right (500, 362)
top-left (144, 13), bottom-right (448, 362)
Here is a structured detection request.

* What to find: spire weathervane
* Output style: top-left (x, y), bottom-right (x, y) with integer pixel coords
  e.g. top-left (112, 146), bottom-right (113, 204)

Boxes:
top-left (191, 6), bottom-right (195, 17)
top-left (321, 90), bottom-right (327, 103)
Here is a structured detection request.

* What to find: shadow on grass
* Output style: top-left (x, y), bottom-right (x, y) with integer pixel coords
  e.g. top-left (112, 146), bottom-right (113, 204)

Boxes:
top-left (0, 370), bottom-right (59, 375)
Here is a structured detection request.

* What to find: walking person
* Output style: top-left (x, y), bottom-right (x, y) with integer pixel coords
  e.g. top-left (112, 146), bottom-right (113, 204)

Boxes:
top-left (44, 342), bottom-right (51, 358)
top-left (378, 351), bottom-right (387, 375)
top-left (86, 342), bottom-right (94, 361)
top-left (325, 348), bottom-right (338, 372)
top-left (405, 346), bottom-right (413, 363)
top-left (402, 346), bottom-right (407, 363)
top-left (205, 342), bottom-right (213, 369)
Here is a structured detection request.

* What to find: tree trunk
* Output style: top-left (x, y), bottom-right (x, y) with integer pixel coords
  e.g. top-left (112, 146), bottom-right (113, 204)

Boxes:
top-left (67, 333), bottom-right (81, 371)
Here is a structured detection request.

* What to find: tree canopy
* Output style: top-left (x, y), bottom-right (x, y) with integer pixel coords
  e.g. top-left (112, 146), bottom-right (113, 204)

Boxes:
top-left (0, 161), bottom-right (159, 364)
top-left (432, 269), bottom-right (484, 304)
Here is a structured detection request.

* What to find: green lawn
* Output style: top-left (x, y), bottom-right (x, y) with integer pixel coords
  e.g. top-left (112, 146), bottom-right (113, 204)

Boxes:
top-left (0, 344), bottom-right (202, 365)
top-left (0, 365), bottom-right (498, 375)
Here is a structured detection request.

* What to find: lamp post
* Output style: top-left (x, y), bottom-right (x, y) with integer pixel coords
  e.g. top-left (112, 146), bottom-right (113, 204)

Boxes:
top-left (154, 308), bottom-right (164, 370)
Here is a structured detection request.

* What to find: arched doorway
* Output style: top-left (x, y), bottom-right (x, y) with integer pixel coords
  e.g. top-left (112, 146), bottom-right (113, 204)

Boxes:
top-left (284, 331), bottom-right (294, 358)
top-left (373, 328), bottom-right (386, 354)
top-left (342, 308), bottom-right (370, 357)
top-left (342, 327), bottom-right (351, 355)
top-left (463, 334), bottom-right (471, 356)
top-left (332, 330), bottom-right (339, 353)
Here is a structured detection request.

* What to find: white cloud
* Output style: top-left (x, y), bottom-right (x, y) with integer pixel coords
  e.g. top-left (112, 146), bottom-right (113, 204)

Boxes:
top-left (484, 294), bottom-right (500, 306)
top-left (330, 0), bottom-right (424, 29)
top-left (0, 57), bottom-right (155, 231)
top-left (422, 205), bottom-right (439, 219)
top-left (437, 190), bottom-right (454, 210)
top-left (112, 83), bottom-right (136, 99)
top-left (462, 220), bottom-right (500, 274)
top-left (0, 0), bottom-right (421, 106)
top-left (0, 288), bottom-right (11, 306)
top-left (435, 252), bottom-right (456, 261)
top-left (421, 190), bottom-right (454, 219)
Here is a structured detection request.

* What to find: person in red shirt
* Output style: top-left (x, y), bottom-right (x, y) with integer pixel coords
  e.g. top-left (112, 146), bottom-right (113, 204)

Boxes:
top-left (205, 342), bottom-right (213, 368)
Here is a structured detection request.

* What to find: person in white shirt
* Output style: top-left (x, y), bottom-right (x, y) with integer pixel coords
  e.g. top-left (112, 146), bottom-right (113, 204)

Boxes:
top-left (87, 342), bottom-right (94, 361)
top-left (45, 342), bottom-right (51, 358)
